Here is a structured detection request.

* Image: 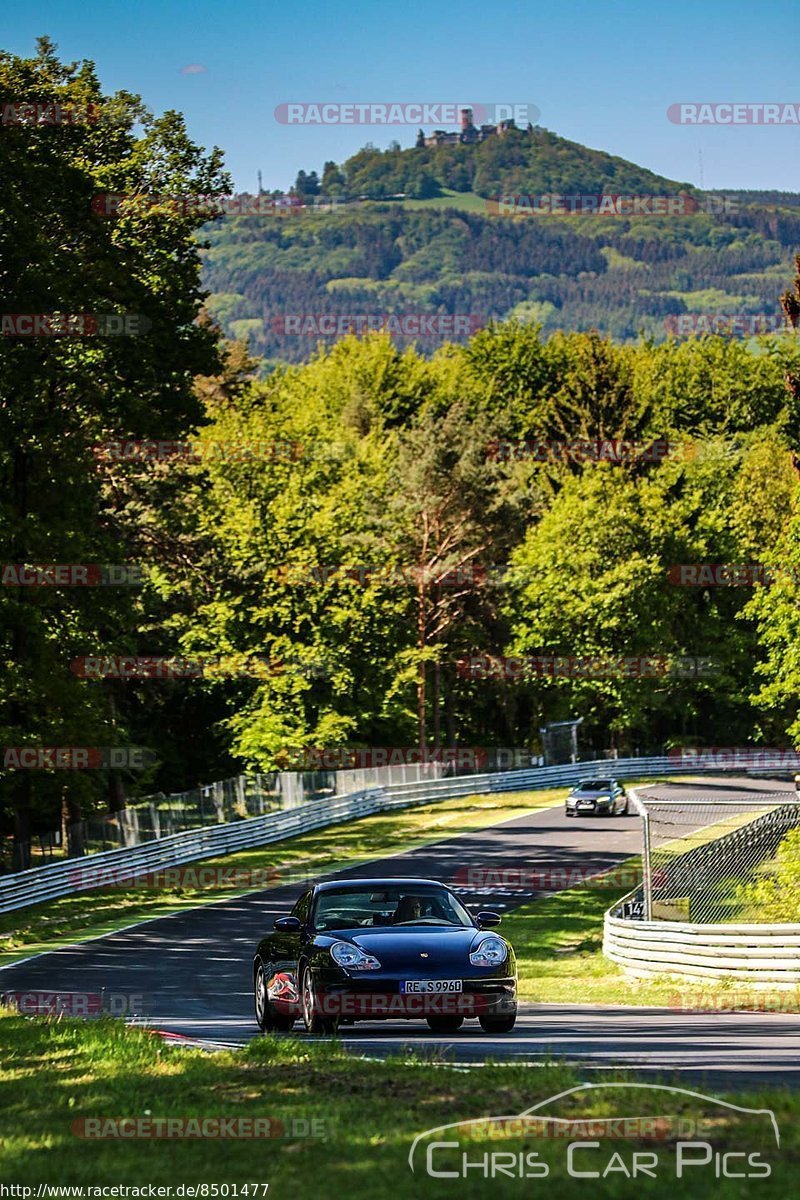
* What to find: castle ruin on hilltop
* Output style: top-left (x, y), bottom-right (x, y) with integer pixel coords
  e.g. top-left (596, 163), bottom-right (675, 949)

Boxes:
top-left (416, 108), bottom-right (521, 148)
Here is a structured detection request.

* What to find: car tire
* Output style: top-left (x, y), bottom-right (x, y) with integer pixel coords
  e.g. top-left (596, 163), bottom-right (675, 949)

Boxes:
top-left (426, 1016), bottom-right (464, 1033)
top-left (565, 808), bottom-right (575, 817)
top-left (479, 1012), bottom-right (517, 1033)
top-left (618, 797), bottom-right (629, 816)
top-left (254, 963), bottom-right (295, 1033)
top-left (301, 968), bottom-right (338, 1035)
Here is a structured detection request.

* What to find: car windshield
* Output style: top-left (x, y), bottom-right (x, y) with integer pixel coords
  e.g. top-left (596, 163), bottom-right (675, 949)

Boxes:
top-left (312, 886), bottom-right (473, 932)
top-left (577, 780), bottom-right (612, 791)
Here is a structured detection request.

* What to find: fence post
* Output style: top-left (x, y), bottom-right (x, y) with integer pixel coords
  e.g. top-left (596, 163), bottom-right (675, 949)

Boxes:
top-left (641, 808), bottom-right (653, 920)
top-left (629, 788), bottom-right (653, 920)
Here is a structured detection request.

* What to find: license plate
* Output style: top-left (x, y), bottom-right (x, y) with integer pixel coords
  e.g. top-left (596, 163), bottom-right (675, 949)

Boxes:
top-left (578, 801), bottom-right (594, 808)
top-left (400, 979), bottom-right (463, 994)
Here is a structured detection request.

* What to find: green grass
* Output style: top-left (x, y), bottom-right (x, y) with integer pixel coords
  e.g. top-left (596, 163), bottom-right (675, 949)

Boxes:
top-left (363, 189), bottom-right (489, 213)
top-left (0, 789), bottom-right (561, 966)
top-left (1, 1011), bottom-right (797, 1196)
top-left (506, 875), bottom-right (717, 1008)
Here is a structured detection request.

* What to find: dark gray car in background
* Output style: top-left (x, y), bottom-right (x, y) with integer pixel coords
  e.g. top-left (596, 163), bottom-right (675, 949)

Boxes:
top-left (565, 778), bottom-right (628, 817)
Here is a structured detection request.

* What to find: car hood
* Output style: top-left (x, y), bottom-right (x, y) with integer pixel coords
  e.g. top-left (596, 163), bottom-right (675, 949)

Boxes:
top-left (571, 789), bottom-right (612, 799)
top-left (323, 925), bottom-right (500, 969)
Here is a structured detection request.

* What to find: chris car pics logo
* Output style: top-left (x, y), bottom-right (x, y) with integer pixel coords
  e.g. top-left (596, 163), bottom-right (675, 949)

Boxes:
top-left (408, 1083), bottom-right (779, 1180)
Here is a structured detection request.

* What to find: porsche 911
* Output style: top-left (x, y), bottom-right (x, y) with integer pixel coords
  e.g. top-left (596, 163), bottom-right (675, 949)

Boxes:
top-left (253, 877), bottom-right (518, 1034)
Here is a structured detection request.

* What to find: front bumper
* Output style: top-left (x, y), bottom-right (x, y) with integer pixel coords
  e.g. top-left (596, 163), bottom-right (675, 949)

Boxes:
top-left (307, 971), bottom-right (517, 1021)
top-left (567, 798), bottom-right (612, 814)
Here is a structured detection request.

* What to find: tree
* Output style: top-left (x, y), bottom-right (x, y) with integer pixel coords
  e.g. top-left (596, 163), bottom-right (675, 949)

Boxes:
top-left (504, 457), bottom-right (758, 752)
top-left (381, 401), bottom-right (517, 751)
top-left (321, 160), bottom-right (346, 196)
top-left (0, 39), bottom-right (229, 865)
top-left (780, 253), bottom-right (800, 331)
top-left (294, 169), bottom-right (320, 197)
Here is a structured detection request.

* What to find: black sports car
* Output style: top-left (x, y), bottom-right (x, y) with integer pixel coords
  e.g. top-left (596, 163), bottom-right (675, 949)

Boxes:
top-left (253, 877), bottom-right (517, 1034)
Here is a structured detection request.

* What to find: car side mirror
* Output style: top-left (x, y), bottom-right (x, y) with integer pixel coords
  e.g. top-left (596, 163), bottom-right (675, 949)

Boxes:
top-left (273, 915), bottom-right (302, 932)
top-left (477, 911), bottom-right (501, 928)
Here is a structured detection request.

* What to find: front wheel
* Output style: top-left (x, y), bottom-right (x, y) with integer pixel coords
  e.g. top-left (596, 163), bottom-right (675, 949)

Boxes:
top-left (618, 797), bottom-right (629, 816)
top-left (479, 1012), bottom-right (517, 1033)
top-left (426, 1016), bottom-right (464, 1033)
top-left (254, 963), bottom-right (295, 1033)
top-left (301, 969), bottom-right (338, 1035)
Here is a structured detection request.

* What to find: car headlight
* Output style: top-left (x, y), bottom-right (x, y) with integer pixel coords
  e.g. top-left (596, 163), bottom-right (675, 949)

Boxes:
top-left (330, 941), bottom-right (381, 970)
top-left (470, 936), bottom-right (507, 966)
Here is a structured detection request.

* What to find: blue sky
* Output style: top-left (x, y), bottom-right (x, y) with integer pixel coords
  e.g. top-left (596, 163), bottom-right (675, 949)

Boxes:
top-left (4, 0), bottom-right (797, 192)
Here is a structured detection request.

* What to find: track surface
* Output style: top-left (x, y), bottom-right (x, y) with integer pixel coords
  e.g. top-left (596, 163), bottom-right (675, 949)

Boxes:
top-left (4, 777), bottom-right (800, 1085)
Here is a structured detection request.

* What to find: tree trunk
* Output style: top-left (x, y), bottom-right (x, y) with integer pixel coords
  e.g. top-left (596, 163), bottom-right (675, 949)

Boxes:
top-left (417, 579), bottom-right (427, 756)
top-left (10, 446), bottom-right (32, 872)
top-left (65, 793), bottom-right (86, 857)
top-left (432, 657), bottom-right (441, 751)
top-left (444, 669), bottom-right (456, 749)
top-left (108, 773), bottom-right (126, 813)
top-left (11, 787), bottom-right (31, 871)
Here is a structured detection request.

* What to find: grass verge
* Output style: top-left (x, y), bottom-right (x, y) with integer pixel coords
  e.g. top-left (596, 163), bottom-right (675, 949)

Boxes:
top-left (0, 1010), bottom-right (796, 1196)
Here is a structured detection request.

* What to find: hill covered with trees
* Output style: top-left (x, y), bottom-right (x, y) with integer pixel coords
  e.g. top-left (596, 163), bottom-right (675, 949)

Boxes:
top-left (203, 128), bottom-right (800, 362)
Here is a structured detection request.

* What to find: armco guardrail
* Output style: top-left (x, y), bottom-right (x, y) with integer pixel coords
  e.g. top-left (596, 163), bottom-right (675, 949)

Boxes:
top-left (0, 789), bottom-right (382, 915)
top-left (0, 754), bottom-right (721, 915)
top-left (604, 904), bottom-right (800, 983)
